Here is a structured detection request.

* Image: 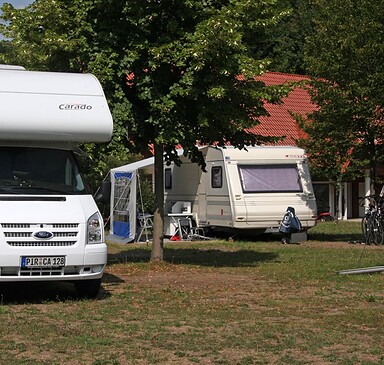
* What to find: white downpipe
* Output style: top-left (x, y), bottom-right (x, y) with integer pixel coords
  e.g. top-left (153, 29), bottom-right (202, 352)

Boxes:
top-left (337, 185), bottom-right (343, 220)
top-left (343, 182), bottom-right (348, 220)
top-left (365, 169), bottom-right (371, 213)
top-left (329, 182), bottom-right (335, 217)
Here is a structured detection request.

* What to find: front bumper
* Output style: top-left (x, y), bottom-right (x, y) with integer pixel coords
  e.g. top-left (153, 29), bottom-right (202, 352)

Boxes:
top-left (0, 243), bottom-right (107, 282)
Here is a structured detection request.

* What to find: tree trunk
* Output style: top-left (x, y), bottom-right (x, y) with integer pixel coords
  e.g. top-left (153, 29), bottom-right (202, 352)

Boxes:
top-left (151, 141), bottom-right (164, 261)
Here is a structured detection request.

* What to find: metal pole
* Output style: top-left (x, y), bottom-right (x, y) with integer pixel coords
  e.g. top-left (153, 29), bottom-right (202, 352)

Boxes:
top-left (338, 266), bottom-right (384, 275)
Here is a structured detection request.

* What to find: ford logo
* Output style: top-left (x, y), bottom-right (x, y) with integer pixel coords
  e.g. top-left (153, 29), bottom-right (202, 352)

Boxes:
top-left (33, 231), bottom-right (54, 240)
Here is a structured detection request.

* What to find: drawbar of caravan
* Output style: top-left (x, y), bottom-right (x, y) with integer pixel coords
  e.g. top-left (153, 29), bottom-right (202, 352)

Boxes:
top-left (164, 146), bottom-right (317, 237)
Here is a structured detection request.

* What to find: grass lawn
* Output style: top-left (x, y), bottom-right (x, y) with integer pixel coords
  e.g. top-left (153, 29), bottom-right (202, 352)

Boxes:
top-left (0, 221), bottom-right (383, 365)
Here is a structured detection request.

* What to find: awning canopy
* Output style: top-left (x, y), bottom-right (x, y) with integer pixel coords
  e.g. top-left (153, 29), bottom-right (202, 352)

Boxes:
top-left (108, 157), bottom-right (154, 243)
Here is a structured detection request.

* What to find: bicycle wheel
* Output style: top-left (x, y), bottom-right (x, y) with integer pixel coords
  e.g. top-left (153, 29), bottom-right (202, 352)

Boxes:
top-left (371, 217), bottom-right (379, 245)
top-left (373, 217), bottom-right (384, 245)
top-left (368, 218), bottom-right (376, 245)
top-left (361, 215), bottom-right (371, 244)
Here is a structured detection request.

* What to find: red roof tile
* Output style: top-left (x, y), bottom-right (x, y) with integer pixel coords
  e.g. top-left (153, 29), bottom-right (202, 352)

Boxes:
top-left (248, 72), bottom-right (316, 146)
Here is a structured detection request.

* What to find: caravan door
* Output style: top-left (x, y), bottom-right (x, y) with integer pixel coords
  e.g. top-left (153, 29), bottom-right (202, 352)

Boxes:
top-left (197, 159), bottom-right (209, 225)
top-left (204, 160), bottom-right (232, 228)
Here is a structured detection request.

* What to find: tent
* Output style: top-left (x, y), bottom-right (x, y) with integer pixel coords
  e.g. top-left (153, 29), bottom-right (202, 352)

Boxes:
top-left (107, 157), bottom-right (154, 243)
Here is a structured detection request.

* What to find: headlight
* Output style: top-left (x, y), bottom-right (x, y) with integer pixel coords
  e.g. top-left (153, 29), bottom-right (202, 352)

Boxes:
top-left (87, 212), bottom-right (103, 244)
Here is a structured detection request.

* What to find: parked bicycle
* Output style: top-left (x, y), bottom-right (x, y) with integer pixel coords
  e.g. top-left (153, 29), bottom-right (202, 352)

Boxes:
top-left (360, 190), bottom-right (384, 245)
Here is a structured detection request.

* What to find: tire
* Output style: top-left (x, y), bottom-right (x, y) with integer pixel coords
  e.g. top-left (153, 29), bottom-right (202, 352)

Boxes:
top-left (379, 219), bottom-right (384, 245)
top-left (367, 219), bottom-right (376, 245)
top-left (363, 215), bottom-right (375, 244)
top-left (361, 216), bottom-right (368, 243)
top-left (376, 224), bottom-right (384, 245)
top-left (74, 279), bottom-right (102, 299)
top-left (372, 217), bottom-right (384, 245)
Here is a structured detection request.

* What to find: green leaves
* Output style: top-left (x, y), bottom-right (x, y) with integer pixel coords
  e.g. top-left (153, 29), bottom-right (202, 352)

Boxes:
top-left (0, 1), bottom-right (80, 71)
top-left (0, 0), bottom-right (291, 166)
top-left (100, 0), bottom-right (289, 164)
top-left (0, 0), bottom-right (299, 258)
top-left (302, 0), bottom-right (384, 185)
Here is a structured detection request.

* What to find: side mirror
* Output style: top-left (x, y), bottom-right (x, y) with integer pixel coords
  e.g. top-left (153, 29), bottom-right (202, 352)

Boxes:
top-left (94, 181), bottom-right (111, 204)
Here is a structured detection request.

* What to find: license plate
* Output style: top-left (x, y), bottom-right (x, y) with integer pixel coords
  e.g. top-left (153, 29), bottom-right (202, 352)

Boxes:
top-left (21, 256), bottom-right (66, 268)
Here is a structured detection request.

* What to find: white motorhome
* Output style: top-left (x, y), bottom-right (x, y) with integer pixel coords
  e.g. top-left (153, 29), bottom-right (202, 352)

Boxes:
top-left (164, 146), bottom-right (317, 238)
top-left (0, 65), bottom-right (113, 297)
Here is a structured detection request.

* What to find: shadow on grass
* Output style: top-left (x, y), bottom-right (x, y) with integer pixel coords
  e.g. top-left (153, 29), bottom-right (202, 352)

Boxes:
top-left (0, 281), bottom-right (111, 305)
top-left (308, 232), bottom-right (363, 242)
top-left (308, 221), bottom-right (363, 243)
top-left (108, 247), bottom-right (278, 267)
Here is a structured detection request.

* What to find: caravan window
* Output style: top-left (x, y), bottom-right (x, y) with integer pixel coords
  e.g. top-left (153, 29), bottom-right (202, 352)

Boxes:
top-left (211, 166), bottom-right (223, 188)
top-left (238, 164), bottom-right (302, 193)
top-left (165, 168), bottom-right (172, 189)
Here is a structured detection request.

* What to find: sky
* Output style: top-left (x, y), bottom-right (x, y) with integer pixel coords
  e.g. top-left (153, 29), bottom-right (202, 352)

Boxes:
top-left (0, 1), bottom-right (33, 39)
top-left (0, 0), bottom-right (33, 9)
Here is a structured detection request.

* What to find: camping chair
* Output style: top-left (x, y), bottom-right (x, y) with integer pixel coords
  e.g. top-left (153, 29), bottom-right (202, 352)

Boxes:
top-left (189, 226), bottom-right (208, 241)
top-left (177, 217), bottom-right (193, 240)
top-left (136, 213), bottom-right (153, 242)
top-left (177, 217), bottom-right (208, 241)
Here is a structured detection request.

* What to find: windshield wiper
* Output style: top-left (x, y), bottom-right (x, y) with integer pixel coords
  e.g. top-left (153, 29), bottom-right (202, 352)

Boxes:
top-left (0, 179), bottom-right (79, 194)
top-left (6, 186), bottom-right (73, 195)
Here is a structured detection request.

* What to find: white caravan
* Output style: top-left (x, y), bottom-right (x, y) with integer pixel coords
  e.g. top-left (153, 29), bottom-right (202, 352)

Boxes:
top-left (0, 65), bottom-right (113, 297)
top-left (164, 146), bottom-right (317, 238)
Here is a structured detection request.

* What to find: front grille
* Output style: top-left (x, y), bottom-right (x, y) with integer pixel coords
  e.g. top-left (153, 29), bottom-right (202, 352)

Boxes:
top-left (0, 266), bottom-right (81, 276)
top-left (53, 224), bottom-right (79, 229)
top-left (1, 223), bottom-right (80, 247)
top-left (19, 267), bottom-right (80, 276)
top-left (2, 223), bottom-right (30, 229)
top-left (54, 232), bottom-right (78, 237)
top-left (4, 232), bottom-right (31, 238)
top-left (8, 241), bottom-right (76, 247)
top-left (4, 232), bottom-right (77, 238)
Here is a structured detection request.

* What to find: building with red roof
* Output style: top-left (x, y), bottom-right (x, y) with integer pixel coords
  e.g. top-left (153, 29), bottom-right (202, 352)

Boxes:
top-left (251, 72), bottom-right (315, 146)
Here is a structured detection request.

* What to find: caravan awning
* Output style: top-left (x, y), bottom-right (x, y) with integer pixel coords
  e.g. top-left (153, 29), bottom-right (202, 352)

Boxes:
top-left (108, 157), bottom-right (154, 243)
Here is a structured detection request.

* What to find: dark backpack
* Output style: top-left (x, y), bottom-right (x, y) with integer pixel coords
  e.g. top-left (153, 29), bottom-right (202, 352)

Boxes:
top-left (279, 206), bottom-right (302, 234)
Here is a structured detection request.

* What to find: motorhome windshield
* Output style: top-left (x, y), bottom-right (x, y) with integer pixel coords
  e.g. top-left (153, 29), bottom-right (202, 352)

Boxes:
top-left (0, 147), bottom-right (86, 195)
top-left (238, 164), bottom-right (302, 193)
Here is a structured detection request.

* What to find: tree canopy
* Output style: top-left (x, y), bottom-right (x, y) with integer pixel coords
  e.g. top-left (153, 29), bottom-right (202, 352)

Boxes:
top-left (0, 0), bottom-right (291, 259)
top-left (300, 0), bottom-right (384, 192)
top-left (0, 0), bottom-right (290, 163)
top-left (81, 0), bottom-right (291, 164)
